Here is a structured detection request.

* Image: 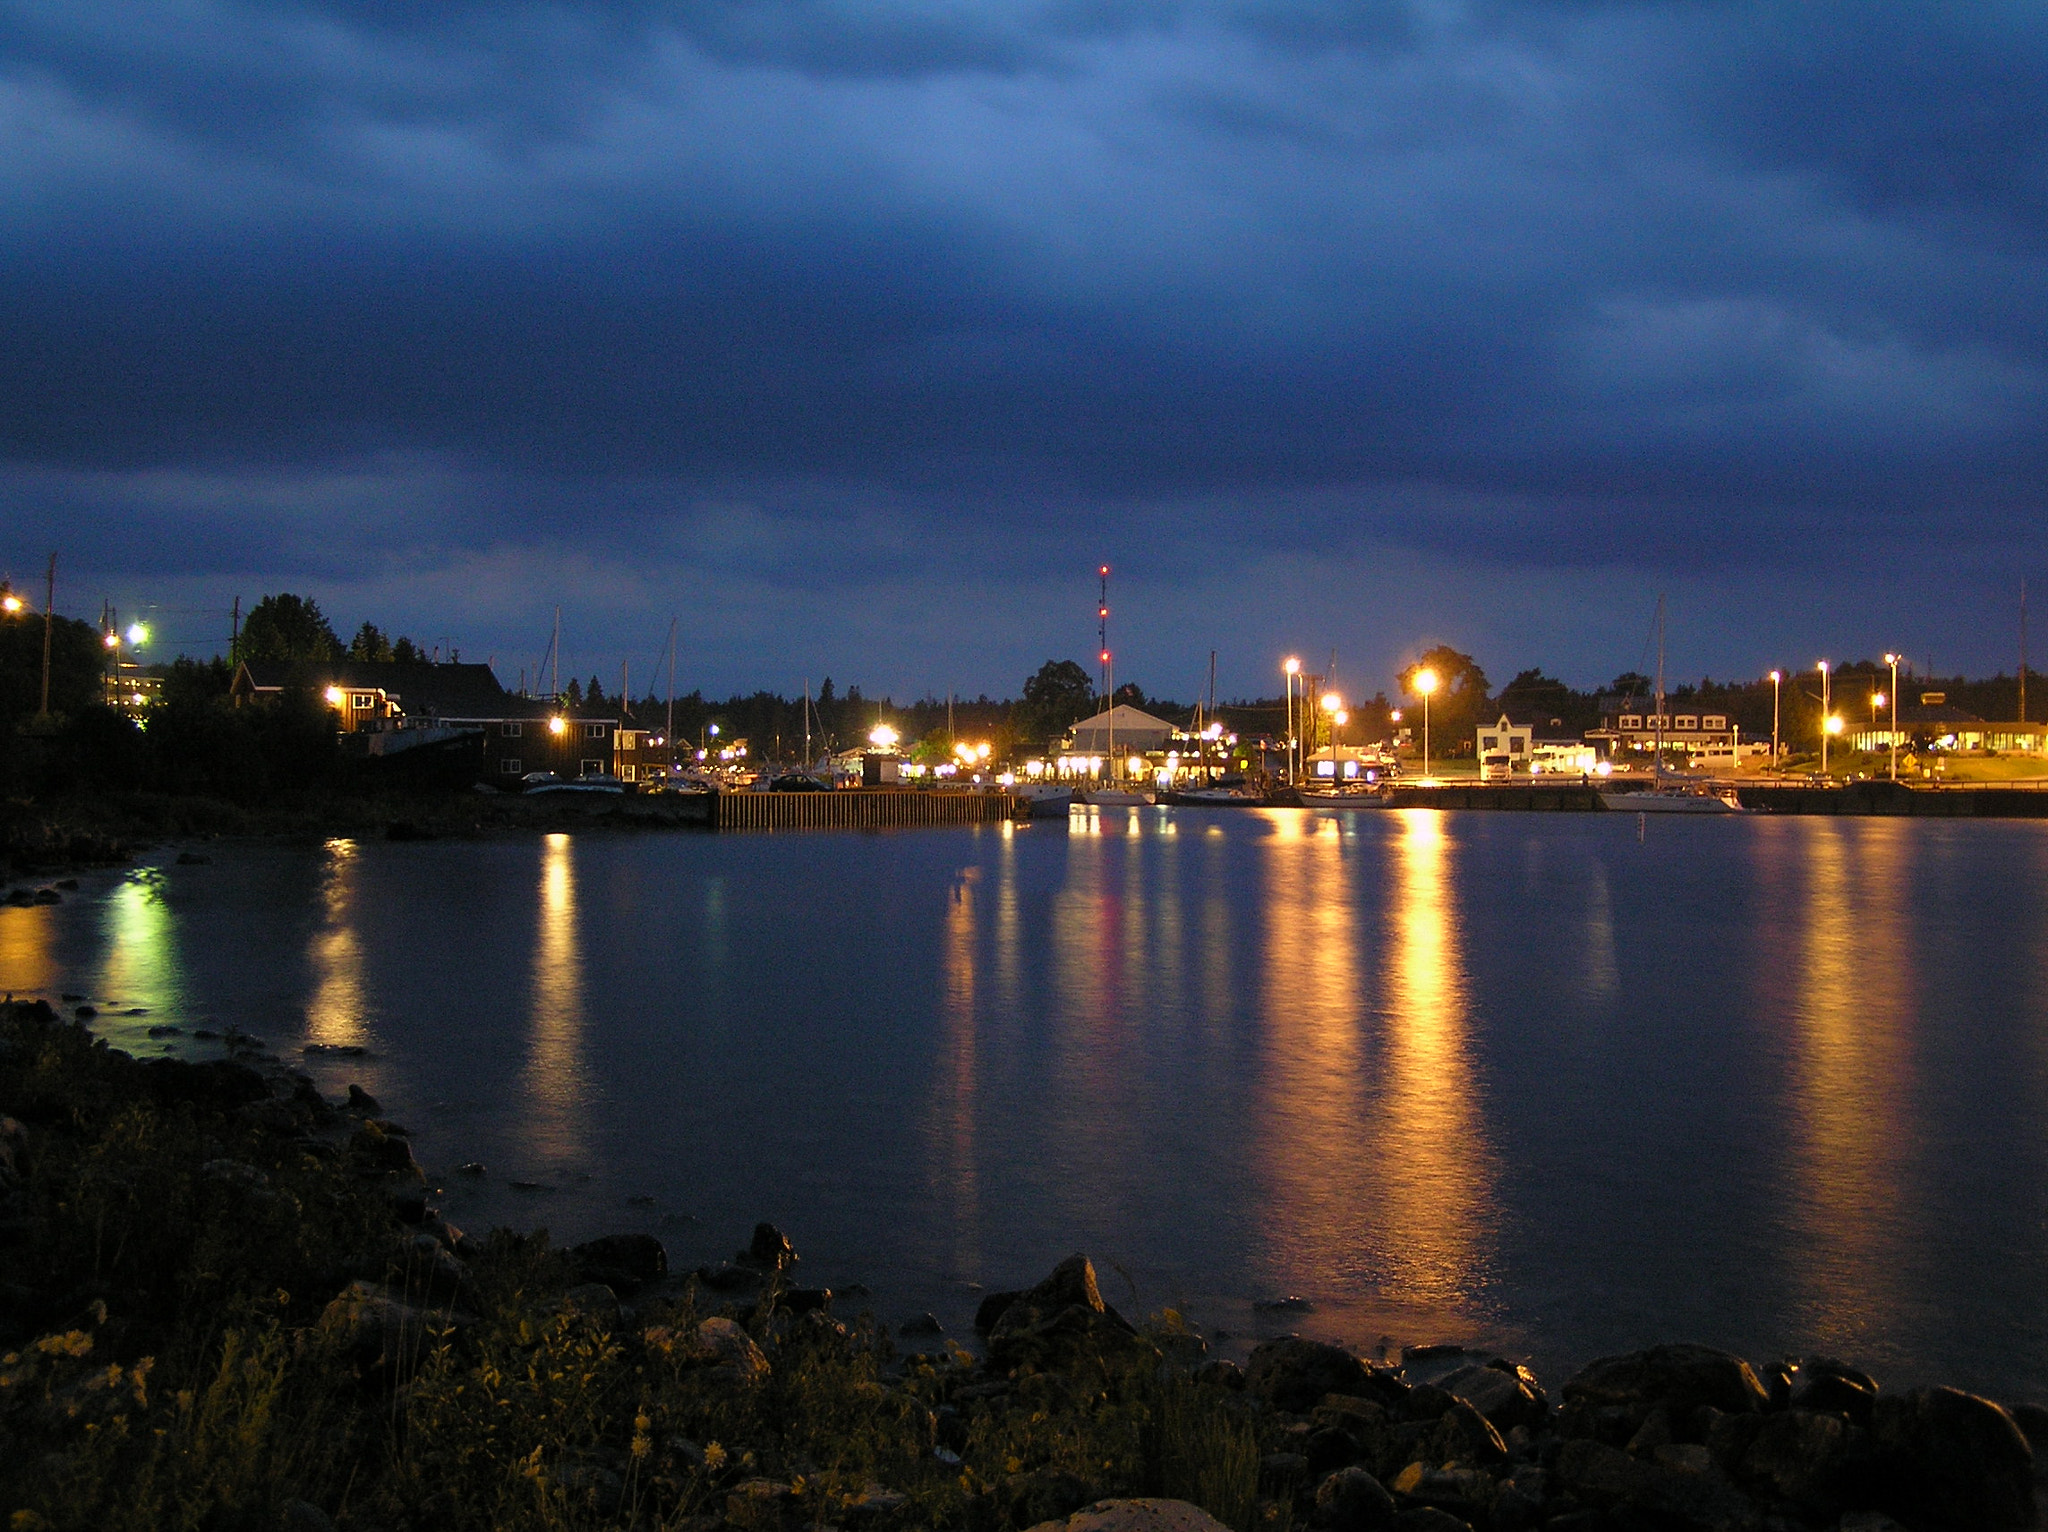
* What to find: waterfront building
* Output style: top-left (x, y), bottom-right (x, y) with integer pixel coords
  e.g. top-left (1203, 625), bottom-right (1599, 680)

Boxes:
top-left (1848, 696), bottom-right (2047, 755)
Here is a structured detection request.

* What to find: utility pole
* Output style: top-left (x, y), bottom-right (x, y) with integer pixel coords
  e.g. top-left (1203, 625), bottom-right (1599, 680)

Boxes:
top-left (666, 617), bottom-right (677, 765)
top-left (38, 553), bottom-right (55, 717)
top-left (551, 606), bottom-right (560, 701)
top-left (230, 594), bottom-right (240, 666)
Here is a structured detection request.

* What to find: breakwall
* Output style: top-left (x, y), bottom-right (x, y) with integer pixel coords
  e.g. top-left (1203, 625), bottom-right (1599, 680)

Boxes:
top-left (1737, 781), bottom-right (2048, 816)
top-left (711, 788), bottom-right (1026, 830)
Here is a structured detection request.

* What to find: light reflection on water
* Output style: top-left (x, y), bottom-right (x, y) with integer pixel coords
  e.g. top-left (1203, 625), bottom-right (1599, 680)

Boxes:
top-left (8, 812), bottom-right (2048, 1395)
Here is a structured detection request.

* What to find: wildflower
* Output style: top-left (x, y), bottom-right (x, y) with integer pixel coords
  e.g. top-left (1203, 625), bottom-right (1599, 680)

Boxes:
top-left (703, 1441), bottom-right (727, 1472)
top-left (34, 1332), bottom-right (91, 1358)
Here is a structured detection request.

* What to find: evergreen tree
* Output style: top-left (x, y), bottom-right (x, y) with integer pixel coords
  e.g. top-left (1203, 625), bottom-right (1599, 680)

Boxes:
top-left (241, 594), bottom-right (342, 663)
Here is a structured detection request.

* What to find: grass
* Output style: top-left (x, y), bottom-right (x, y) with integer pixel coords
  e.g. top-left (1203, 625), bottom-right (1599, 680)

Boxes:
top-left (0, 1000), bottom-right (1275, 1532)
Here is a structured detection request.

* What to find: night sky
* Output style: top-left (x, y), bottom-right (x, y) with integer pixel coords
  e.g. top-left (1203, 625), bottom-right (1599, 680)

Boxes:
top-left (2, 1), bottom-right (2043, 699)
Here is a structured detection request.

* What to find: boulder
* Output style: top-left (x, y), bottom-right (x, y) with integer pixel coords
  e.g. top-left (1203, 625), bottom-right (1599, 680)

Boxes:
top-left (1312, 1466), bottom-right (1396, 1532)
top-left (1438, 1362), bottom-right (1545, 1432)
top-left (987, 1255), bottom-right (1138, 1369)
top-left (1870, 1385), bottom-right (2036, 1530)
top-left (1562, 1344), bottom-right (1769, 1429)
top-left (1790, 1356), bottom-right (1878, 1423)
top-left (1027, 1499), bottom-right (1234, 1532)
top-left (1246, 1337), bottom-right (1370, 1413)
top-left (741, 1222), bottom-right (797, 1271)
top-left (696, 1316), bottom-right (771, 1385)
top-left (571, 1233), bottom-right (668, 1291)
top-left (975, 1290), bottom-right (1023, 1333)
top-left (559, 1283), bottom-right (623, 1328)
top-left (1738, 1408), bottom-right (1857, 1518)
top-left (1429, 1400), bottom-right (1506, 1466)
top-left (349, 1124), bottom-right (423, 1179)
top-left (319, 1280), bottom-right (456, 1373)
top-left (1555, 1438), bottom-right (1759, 1532)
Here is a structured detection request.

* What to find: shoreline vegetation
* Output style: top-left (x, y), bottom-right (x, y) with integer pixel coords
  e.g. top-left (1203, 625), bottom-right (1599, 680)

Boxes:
top-left (0, 1000), bottom-right (2043, 1532)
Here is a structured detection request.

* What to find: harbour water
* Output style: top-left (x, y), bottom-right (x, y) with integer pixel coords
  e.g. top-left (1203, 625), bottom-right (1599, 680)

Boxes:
top-left (5, 807), bottom-right (2048, 1396)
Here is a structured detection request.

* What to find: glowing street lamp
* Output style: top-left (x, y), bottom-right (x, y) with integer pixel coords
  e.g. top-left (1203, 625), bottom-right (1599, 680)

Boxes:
top-left (1768, 670), bottom-right (1782, 769)
top-left (868, 724), bottom-right (899, 749)
top-left (325, 685), bottom-right (347, 707)
top-left (1818, 660), bottom-right (1832, 778)
top-left (0, 593), bottom-right (21, 615)
top-left (125, 622), bottom-right (147, 647)
top-left (1883, 652), bottom-right (1901, 782)
top-left (1413, 667), bottom-right (1440, 780)
top-left (1283, 657), bottom-right (1301, 783)
top-left (548, 715), bottom-right (567, 736)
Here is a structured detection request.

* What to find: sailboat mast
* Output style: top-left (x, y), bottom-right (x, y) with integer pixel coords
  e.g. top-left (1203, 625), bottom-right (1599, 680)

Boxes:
top-left (551, 606), bottom-right (560, 700)
top-left (1207, 649), bottom-right (1217, 784)
top-left (804, 679), bottom-right (812, 764)
top-left (665, 617), bottom-right (677, 752)
top-left (1653, 596), bottom-right (1666, 784)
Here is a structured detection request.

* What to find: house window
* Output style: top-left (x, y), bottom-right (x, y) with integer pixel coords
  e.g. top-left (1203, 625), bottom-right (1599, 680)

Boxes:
top-left (584, 723), bottom-right (608, 739)
top-left (352, 693), bottom-right (377, 710)
top-left (501, 721), bottom-right (522, 738)
top-left (500, 758), bottom-right (522, 775)
top-left (1703, 714), bottom-right (1726, 730)
top-left (581, 758), bottom-right (605, 777)
top-left (1675, 715), bottom-right (1697, 731)
top-left (620, 764), bottom-right (637, 782)
top-left (1619, 715), bottom-right (1642, 730)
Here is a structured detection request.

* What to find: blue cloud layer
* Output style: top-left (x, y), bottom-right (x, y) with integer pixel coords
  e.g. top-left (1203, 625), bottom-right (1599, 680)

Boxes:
top-left (1, 0), bottom-right (2043, 689)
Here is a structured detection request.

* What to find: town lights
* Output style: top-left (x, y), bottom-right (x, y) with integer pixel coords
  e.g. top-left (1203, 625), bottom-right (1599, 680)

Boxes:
top-left (1818, 660), bottom-right (1833, 777)
top-left (549, 716), bottom-right (567, 736)
top-left (0, 594), bottom-right (21, 614)
top-left (1769, 670), bottom-right (1782, 769)
top-left (868, 724), bottom-right (899, 749)
top-left (103, 631), bottom-right (119, 650)
top-left (125, 623), bottom-right (147, 646)
top-left (325, 686), bottom-right (346, 706)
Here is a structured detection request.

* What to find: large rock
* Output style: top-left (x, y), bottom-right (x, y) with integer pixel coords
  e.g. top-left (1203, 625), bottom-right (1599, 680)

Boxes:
top-left (987, 1255), bottom-right (1138, 1369)
top-left (1789, 1356), bottom-right (1878, 1423)
top-left (1562, 1344), bottom-right (1770, 1431)
top-left (1438, 1362), bottom-right (1545, 1433)
top-left (1312, 1466), bottom-right (1396, 1532)
top-left (1555, 1438), bottom-right (1759, 1532)
top-left (1870, 1386), bottom-right (2036, 1530)
top-left (571, 1234), bottom-right (668, 1291)
top-left (1246, 1337), bottom-right (1371, 1413)
top-left (696, 1317), bottom-right (771, 1385)
top-left (1027, 1500), bottom-right (1234, 1532)
top-left (319, 1280), bottom-right (466, 1374)
top-left (1739, 1408), bottom-right (1858, 1518)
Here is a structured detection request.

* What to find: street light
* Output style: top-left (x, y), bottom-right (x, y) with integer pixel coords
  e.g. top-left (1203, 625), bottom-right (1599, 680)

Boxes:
top-left (1283, 657), bottom-right (1301, 784)
top-left (868, 724), bottom-right (899, 749)
top-left (1883, 652), bottom-right (1901, 782)
top-left (0, 594), bottom-right (21, 615)
top-left (1413, 668), bottom-right (1440, 781)
top-left (1818, 660), bottom-right (1831, 778)
top-left (1768, 670), bottom-right (1782, 770)
top-left (125, 622), bottom-right (147, 647)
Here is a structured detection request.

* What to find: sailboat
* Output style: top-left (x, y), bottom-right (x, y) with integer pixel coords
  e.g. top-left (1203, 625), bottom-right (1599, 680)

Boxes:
top-left (1600, 598), bottom-right (1746, 814)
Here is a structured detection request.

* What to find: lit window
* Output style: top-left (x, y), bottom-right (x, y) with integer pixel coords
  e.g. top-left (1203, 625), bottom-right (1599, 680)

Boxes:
top-left (352, 693), bottom-right (377, 709)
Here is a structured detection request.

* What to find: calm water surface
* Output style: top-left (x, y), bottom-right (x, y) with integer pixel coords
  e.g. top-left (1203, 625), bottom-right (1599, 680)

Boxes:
top-left (6, 808), bottom-right (2048, 1396)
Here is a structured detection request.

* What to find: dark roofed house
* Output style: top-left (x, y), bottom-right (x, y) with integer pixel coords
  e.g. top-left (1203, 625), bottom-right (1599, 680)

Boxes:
top-left (231, 660), bottom-right (627, 780)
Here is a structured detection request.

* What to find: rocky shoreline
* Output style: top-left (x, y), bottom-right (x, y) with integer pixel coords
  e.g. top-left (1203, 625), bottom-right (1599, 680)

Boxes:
top-left (0, 997), bottom-right (2041, 1532)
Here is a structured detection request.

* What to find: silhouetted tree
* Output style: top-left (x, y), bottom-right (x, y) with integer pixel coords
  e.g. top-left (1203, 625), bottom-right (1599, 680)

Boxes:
top-left (348, 623), bottom-right (393, 662)
top-left (241, 594), bottom-right (342, 663)
top-left (1017, 659), bottom-right (1097, 744)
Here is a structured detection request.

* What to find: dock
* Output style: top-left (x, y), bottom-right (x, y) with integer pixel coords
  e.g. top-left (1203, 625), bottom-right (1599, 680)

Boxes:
top-left (710, 788), bottom-right (1027, 830)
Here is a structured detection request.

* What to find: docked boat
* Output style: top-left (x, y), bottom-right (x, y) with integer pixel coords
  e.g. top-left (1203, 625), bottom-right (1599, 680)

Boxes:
top-left (1077, 786), bottom-right (1155, 807)
top-left (1600, 783), bottom-right (1745, 813)
top-left (1299, 785), bottom-right (1393, 809)
top-left (1163, 785), bottom-right (1264, 805)
top-left (1013, 782), bottom-right (1077, 817)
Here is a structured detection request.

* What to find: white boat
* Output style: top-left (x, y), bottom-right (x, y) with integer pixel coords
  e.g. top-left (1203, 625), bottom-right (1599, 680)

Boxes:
top-left (1077, 787), bottom-right (1155, 807)
top-left (1604, 598), bottom-right (1748, 815)
top-left (1299, 787), bottom-right (1393, 809)
top-left (1013, 783), bottom-right (1077, 817)
top-left (1600, 785), bottom-right (1745, 813)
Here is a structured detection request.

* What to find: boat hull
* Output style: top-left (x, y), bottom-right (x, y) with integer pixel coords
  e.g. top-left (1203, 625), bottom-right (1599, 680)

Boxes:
top-left (1601, 791), bottom-right (1745, 814)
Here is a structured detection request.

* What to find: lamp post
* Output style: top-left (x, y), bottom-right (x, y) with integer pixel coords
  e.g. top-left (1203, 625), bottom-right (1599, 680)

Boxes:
top-left (1883, 652), bottom-right (1900, 782)
top-left (1768, 670), bottom-right (1781, 771)
top-left (1826, 659), bottom-right (1843, 778)
top-left (1414, 668), bottom-right (1439, 781)
top-left (1321, 692), bottom-right (1342, 780)
top-left (1283, 656), bottom-right (1301, 784)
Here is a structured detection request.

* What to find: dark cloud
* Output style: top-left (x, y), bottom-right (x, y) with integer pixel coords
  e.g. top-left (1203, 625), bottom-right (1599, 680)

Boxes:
top-left (0, 0), bottom-right (2043, 689)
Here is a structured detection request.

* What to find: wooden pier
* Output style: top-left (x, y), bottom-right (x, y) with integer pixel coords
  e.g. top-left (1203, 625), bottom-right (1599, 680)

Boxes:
top-left (711, 788), bottom-right (1027, 830)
